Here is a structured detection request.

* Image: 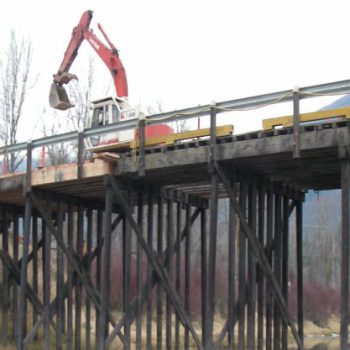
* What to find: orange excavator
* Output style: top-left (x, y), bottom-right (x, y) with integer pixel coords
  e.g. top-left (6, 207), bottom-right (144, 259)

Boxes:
top-left (50, 10), bottom-right (128, 111)
top-left (50, 10), bottom-right (173, 147)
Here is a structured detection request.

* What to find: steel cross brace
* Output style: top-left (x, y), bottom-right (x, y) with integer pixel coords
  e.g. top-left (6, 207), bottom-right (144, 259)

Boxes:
top-left (213, 162), bottom-right (304, 350)
top-left (28, 190), bottom-right (126, 345)
top-left (105, 205), bottom-right (201, 347)
top-left (106, 177), bottom-right (203, 349)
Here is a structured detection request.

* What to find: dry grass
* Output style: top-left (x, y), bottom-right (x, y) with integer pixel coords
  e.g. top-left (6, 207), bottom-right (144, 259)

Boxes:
top-left (0, 314), bottom-right (345, 349)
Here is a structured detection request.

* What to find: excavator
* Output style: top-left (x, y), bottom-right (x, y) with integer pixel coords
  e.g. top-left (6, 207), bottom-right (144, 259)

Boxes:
top-left (49, 10), bottom-right (173, 147)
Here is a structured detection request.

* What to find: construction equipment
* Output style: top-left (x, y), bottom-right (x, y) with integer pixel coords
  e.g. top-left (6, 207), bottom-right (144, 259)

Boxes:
top-left (50, 10), bottom-right (128, 110)
top-left (50, 10), bottom-right (173, 148)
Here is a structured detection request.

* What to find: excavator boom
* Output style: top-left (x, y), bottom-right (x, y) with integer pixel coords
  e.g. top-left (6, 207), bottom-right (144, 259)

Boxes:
top-left (49, 10), bottom-right (128, 110)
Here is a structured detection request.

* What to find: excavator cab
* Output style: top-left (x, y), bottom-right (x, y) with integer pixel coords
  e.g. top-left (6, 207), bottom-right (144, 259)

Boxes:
top-left (84, 97), bottom-right (139, 149)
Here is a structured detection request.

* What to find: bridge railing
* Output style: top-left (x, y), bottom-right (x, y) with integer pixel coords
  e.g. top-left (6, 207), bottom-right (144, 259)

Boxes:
top-left (0, 78), bottom-right (350, 175)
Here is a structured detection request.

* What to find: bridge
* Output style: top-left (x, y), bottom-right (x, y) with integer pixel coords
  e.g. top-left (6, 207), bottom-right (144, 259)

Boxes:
top-left (0, 79), bottom-right (350, 349)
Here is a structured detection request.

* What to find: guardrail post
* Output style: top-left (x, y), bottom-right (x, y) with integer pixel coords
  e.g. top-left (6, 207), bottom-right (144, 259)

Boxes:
top-left (77, 128), bottom-right (84, 179)
top-left (293, 87), bottom-right (301, 158)
top-left (138, 114), bottom-right (146, 177)
top-left (208, 101), bottom-right (217, 173)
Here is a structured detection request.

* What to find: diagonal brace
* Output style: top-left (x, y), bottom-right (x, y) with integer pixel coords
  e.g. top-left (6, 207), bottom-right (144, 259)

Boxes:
top-left (214, 162), bottom-right (304, 350)
top-left (0, 249), bottom-right (56, 331)
top-left (107, 178), bottom-right (203, 349)
top-left (24, 212), bottom-right (123, 349)
top-left (213, 198), bottom-right (296, 349)
top-left (29, 190), bottom-right (125, 345)
top-left (105, 206), bottom-right (201, 346)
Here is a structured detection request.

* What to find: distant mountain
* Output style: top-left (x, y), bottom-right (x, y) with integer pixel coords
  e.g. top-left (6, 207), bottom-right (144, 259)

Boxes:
top-left (303, 94), bottom-right (348, 229)
top-left (320, 94), bottom-right (350, 110)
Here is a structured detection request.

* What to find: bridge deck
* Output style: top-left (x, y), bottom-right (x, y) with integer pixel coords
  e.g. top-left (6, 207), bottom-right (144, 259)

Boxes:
top-left (0, 119), bottom-right (347, 207)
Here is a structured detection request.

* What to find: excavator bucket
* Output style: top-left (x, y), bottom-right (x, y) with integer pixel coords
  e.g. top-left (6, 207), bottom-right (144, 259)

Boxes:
top-left (49, 83), bottom-right (74, 110)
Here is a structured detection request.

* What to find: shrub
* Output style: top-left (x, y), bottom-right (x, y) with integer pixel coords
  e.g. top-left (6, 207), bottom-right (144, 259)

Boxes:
top-left (289, 277), bottom-right (340, 327)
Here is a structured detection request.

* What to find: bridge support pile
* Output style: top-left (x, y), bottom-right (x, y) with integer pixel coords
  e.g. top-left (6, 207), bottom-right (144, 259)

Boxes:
top-left (2, 79), bottom-right (350, 349)
top-left (0, 171), bottom-right (307, 349)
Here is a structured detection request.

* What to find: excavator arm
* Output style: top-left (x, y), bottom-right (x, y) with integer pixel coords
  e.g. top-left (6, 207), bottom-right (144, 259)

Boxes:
top-left (83, 28), bottom-right (128, 98)
top-left (49, 10), bottom-right (128, 110)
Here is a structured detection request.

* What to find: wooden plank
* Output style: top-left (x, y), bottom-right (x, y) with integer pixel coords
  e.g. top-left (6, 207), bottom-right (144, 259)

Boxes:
top-left (263, 106), bottom-right (350, 130)
top-left (30, 159), bottom-right (113, 186)
top-left (95, 152), bottom-right (120, 162)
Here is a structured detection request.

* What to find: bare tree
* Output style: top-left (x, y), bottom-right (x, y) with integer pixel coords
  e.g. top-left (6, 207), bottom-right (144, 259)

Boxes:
top-left (39, 108), bottom-right (71, 166)
top-left (67, 56), bottom-right (94, 131)
top-left (0, 31), bottom-right (33, 172)
top-left (146, 100), bottom-right (164, 115)
top-left (39, 57), bottom-right (94, 166)
top-left (174, 118), bottom-right (190, 133)
top-left (147, 100), bottom-right (190, 132)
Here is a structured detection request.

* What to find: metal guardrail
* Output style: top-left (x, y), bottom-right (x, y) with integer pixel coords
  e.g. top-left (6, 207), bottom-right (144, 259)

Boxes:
top-left (1, 79), bottom-right (350, 155)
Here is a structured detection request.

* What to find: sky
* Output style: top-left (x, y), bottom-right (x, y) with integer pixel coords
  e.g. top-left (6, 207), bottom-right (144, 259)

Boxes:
top-left (1, 0), bottom-right (350, 141)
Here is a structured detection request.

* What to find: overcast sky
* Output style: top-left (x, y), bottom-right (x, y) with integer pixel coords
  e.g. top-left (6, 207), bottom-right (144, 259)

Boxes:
top-left (0, 0), bottom-right (349, 140)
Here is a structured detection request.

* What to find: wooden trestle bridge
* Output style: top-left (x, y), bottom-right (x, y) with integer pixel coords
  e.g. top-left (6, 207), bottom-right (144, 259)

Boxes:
top-left (1, 80), bottom-right (350, 349)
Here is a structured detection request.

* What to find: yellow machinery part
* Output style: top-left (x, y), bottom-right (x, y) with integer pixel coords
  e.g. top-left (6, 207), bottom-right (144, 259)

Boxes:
top-left (89, 124), bottom-right (234, 153)
top-left (262, 106), bottom-right (350, 130)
